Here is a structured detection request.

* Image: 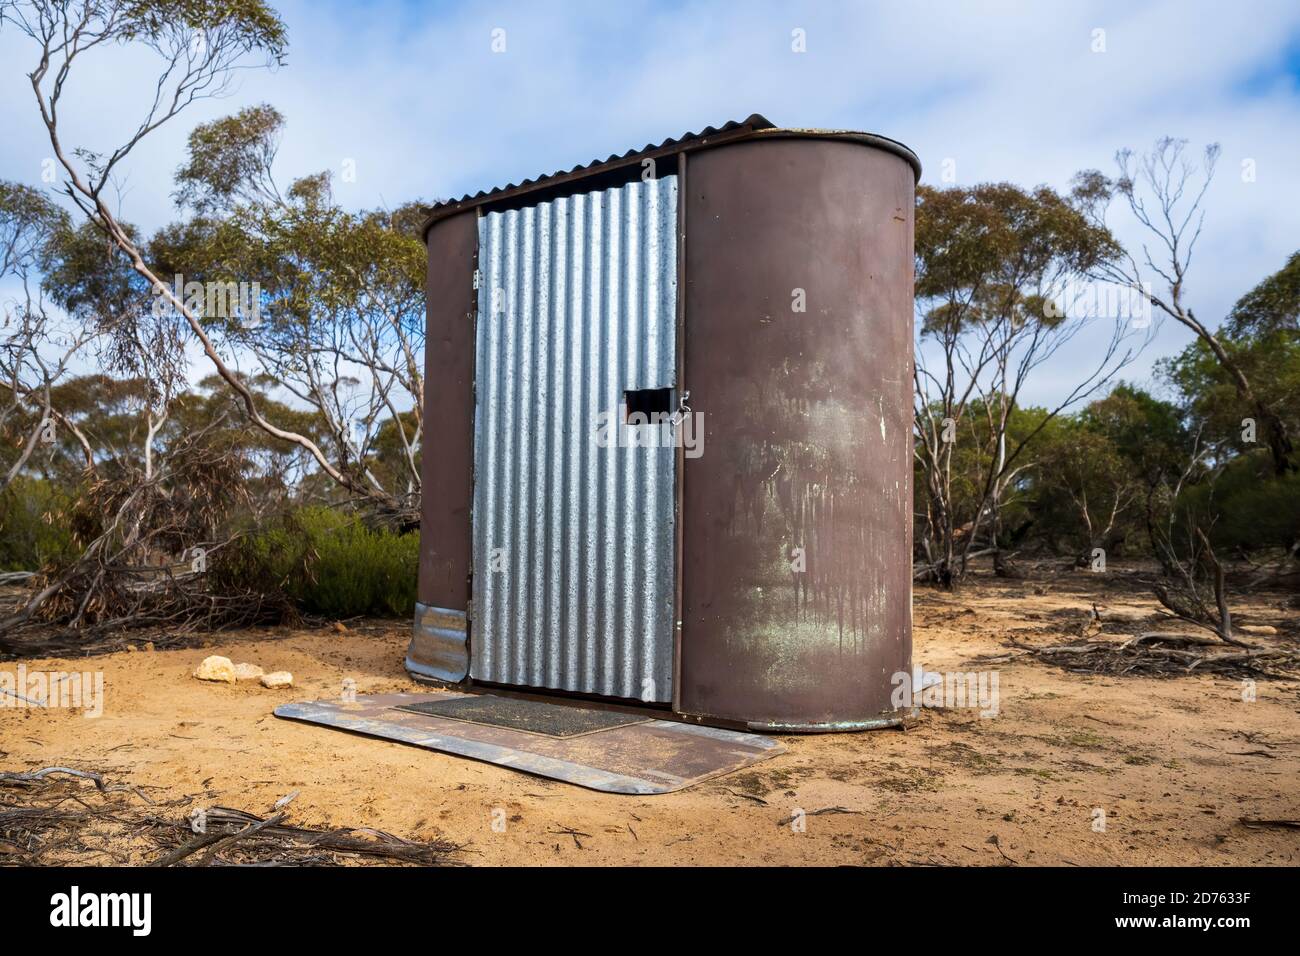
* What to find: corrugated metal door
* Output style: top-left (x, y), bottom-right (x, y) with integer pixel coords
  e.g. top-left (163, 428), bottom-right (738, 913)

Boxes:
top-left (470, 176), bottom-right (678, 702)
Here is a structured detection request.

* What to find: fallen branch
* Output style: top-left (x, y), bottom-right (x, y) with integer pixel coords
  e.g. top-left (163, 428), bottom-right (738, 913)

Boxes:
top-left (0, 767), bottom-right (105, 791)
top-left (1124, 631), bottom-right (1223, 648)
top-left (1004, 638), bottom-right (1300, 680)
top-left (1239, 818), bottom-right (1300, 830)
top-left (776, 807), bottom-right (861, 828)
top-left (1, 768), bottom-right (459, 866)
top-left (195, 811), bottom-right (288, 866)
top-left (150, 829), bottom-right (227, 868)
top-left (547, 825), bottom-right (591, 850)
top-left (146, 806), bottom-right (462, 866)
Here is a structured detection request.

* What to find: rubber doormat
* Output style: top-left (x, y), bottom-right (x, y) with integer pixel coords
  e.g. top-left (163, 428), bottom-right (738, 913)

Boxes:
top-left (275, 692), bottom-right (785, 795)
top-left (395, 694), bottom-right (649, 737)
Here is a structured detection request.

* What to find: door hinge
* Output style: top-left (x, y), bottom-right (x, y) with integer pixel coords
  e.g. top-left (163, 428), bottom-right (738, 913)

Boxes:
top-left (472, 269), bottom-right (481, 290)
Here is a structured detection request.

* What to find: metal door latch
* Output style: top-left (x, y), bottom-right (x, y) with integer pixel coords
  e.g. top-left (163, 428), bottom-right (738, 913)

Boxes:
top-left (670, 389), bottom-right (692, 427)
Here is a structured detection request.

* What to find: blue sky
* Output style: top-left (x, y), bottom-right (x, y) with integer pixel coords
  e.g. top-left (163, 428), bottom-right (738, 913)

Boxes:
top-left (2, 0), bottom-right (1299, 406)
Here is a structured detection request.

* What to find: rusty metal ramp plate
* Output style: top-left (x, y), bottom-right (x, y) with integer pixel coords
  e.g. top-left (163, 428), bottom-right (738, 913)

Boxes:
top-left (394, 695), bottom-right (649, 737)
top-left (274, 692), bottom-right (784, 795)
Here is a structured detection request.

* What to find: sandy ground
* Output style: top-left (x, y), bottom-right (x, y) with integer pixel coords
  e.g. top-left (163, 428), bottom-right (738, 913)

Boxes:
top-left (3, 571), bottom-right (1297, 866)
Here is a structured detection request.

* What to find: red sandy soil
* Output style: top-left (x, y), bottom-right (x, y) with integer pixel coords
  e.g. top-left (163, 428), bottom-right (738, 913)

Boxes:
top-left (2, 571), bottom-right (1297, 865)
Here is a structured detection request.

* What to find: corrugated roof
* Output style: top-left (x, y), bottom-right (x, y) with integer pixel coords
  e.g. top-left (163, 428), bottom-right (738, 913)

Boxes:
top-left (421, 114), bottom-right (920, 238)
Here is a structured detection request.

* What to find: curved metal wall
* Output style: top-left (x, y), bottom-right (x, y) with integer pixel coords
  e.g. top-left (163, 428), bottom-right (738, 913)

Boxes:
top-left (416, 211), bottom-right (476, 610)
top-left (409, 211), bottom-right (477, 682)
top-left (678, 138), bottom-right (915, 730)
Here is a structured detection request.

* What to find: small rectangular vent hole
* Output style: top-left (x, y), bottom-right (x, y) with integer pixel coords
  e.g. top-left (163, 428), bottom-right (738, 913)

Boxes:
top-left (624, 388), bottom-right (673, 424)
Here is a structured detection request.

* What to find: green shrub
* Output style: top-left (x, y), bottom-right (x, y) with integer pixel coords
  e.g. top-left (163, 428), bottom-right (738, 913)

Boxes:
top-left (1176, 451), bottom-right (1300, 552)
top-left (0, 477), bottom-right (78, 572)
top-left (214, 506), bottom-right (419, 618)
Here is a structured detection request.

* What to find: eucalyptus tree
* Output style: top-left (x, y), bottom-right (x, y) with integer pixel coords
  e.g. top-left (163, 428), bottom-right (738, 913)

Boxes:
top-left (0, 2), bottom-right (391, 515)
top-left (913, 182), bottom-right (1145, 586)
top-left (1075, 139), bottom-right (1294, 474)
top-left (1161, 250), bottom-right (1300, 470)
top-left (0, 179), bottom-right (90, 495)
top-left (158, 104), bottom-right (428, 522)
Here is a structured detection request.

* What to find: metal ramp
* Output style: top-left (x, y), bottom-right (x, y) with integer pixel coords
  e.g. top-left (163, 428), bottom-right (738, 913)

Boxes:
top-left (275, 691), bottom-right (783, 795)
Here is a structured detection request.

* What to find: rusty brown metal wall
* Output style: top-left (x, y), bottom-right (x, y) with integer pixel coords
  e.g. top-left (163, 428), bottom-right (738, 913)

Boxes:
top-left (678, 138), bottom-right (915, 730)
top-left (416, 211), bottom-right (477, 610)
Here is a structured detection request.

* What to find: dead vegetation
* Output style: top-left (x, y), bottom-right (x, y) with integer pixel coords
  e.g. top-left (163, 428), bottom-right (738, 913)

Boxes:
top-left (947, 560), bottom-right (1300, 680)
top-left (0, 419), bottom-right (301, 659)
top-left (148, 804), bottom-right (463, 867)
top-left (986, 633), bottom-right (1300, 680)
top-left (0, 766), bottom-right (460, 867)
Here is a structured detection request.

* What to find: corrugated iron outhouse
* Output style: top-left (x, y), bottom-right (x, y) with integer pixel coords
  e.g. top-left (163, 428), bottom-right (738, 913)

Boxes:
top-left (408, 114), bottom-right (919, 731)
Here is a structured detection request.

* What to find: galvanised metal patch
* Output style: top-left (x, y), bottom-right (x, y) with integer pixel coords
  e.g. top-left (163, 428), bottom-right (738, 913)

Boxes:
top-left (470, 175), bottom-right (678, 702)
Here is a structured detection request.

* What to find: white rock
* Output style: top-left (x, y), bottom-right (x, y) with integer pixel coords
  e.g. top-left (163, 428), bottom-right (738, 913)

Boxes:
top-left (233, 662), bottom-right (265, 682)
top-left (193, 655), bottom-right (236, 683)
top-left (260, 671), bottom-right (294, 689)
